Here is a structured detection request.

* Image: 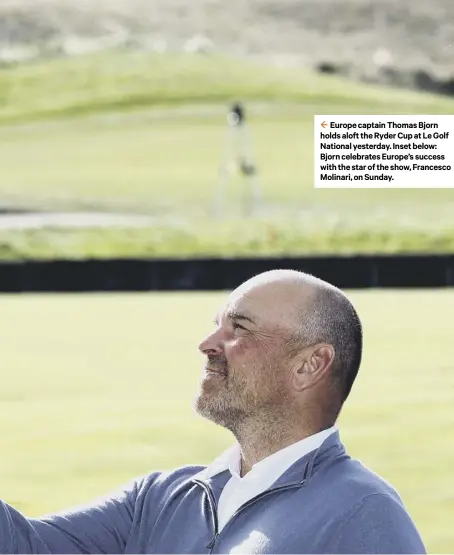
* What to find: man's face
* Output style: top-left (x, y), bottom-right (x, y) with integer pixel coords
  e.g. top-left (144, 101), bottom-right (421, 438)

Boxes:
top-left (193, 281), bottom-right (302, 432)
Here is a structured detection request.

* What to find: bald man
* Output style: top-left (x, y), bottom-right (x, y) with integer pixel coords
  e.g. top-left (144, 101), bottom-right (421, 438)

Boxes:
top-left (0, 270), bottom-right (426, 554)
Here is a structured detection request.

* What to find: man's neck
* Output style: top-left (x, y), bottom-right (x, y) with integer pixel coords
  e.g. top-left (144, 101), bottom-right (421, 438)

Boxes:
top-left (234, 417), bottom-right (331, 477)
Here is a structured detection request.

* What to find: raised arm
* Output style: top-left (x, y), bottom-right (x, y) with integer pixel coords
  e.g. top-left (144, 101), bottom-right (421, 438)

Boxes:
top-left (0, 477), bottom-right (143, 554)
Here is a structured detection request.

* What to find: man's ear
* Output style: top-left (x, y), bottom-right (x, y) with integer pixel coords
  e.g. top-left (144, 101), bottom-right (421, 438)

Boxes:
top-left (292, 344), bottom-right (335, 392)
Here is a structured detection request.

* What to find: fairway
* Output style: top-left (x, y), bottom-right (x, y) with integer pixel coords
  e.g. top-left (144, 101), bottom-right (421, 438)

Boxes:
top-left (1, 52), bottom-right (454, 229)
top-left (1, 52), bottom-right (454, 259)
top-left (0, 290), bottom-right (453, 552)
top-left (2, 105), bottom-right (454, 225)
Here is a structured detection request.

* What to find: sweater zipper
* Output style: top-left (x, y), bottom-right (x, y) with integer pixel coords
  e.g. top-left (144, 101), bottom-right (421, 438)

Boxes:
top-left (193, 479), bottom-right (304, 554)
top-left (192, 480), bottom-right (219, 552)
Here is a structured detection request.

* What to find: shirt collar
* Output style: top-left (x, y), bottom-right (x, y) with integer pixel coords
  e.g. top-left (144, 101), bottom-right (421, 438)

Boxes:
top-left (199, 425), bottom-right (339, 482)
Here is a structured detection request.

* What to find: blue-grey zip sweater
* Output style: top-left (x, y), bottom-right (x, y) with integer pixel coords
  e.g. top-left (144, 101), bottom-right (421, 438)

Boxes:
top-left (0, 431), bottom-right (426, 554)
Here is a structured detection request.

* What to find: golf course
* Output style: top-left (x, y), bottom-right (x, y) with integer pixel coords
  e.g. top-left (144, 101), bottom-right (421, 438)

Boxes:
top-left (1, 2), bottom-right (453, 551)
top-left (1, 52), bottom-right (454, 259)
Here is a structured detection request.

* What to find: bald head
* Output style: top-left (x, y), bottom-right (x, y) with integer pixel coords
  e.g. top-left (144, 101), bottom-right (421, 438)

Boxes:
top-left (229, 269), bottom-right (363, 403)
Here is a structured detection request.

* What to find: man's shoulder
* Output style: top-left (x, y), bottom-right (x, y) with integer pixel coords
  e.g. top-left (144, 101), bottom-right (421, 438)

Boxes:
top-left (136, 464), bottom-right (208, 495)
top-left (317, 457), bottom-right (426, 553)
top-left (319, 453), bottom-right (406, 508)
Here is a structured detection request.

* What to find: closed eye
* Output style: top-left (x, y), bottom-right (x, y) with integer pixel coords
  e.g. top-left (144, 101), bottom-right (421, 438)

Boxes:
top-left (232, 322), bottom-right (246, 331)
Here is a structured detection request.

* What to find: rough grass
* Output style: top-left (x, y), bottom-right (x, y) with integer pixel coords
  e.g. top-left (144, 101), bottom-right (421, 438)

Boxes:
top-left (0, 291), bottom-right (453, 552)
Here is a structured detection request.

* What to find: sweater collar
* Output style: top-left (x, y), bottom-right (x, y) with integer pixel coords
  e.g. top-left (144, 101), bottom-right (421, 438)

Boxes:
top-left (191, 429), bottom-right (347, 494)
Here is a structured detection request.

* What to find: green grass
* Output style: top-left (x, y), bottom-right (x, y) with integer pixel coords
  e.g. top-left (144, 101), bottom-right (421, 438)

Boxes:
top-left (0, 290), bottom-right (453, 552)
top-left (1, 51), bottom-right (454, 258)
top-left (2, 51), bottom-right (454, 125)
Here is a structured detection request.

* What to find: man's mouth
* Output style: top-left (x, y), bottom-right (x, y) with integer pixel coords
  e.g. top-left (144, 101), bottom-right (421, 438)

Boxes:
top-left (205, 366), bottom-right (227, 377)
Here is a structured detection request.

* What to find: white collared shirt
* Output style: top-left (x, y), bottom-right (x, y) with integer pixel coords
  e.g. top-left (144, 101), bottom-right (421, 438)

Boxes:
top-left (202, 426), bottom-right (338, 532)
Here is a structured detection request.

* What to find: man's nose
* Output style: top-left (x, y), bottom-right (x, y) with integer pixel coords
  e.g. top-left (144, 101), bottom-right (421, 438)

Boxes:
top-left (198, 329), bottom-right (223, 355)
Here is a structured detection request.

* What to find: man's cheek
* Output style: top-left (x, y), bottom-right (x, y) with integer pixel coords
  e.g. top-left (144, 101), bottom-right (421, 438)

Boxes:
top-left (224, 341), bottom-right (253, 376)
top-left (227, 337), bottom-right (251, 358)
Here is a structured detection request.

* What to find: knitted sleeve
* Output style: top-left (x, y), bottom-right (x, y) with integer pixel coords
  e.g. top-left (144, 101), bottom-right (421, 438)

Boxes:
top-left (0, 478), bottom-right (143, 554)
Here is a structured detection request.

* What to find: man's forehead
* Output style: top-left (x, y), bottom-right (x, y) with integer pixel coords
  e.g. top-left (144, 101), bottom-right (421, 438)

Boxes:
top-left (224, 285), bottom-right (267, 313)
top-left (216, 283), bottom-right (304, 325)
top-left (215, 296), bottom-right (256, 323)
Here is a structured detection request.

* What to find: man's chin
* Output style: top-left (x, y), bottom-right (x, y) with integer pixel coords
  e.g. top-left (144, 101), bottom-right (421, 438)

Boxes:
top-left (194, 392), bottom-right (216, 415)
top-left (194, 407), bottom-right (220, 427)
top-left (194, 394), bottom-right (226, 424)
top-left (193, 395), bottom-right (244, 433)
